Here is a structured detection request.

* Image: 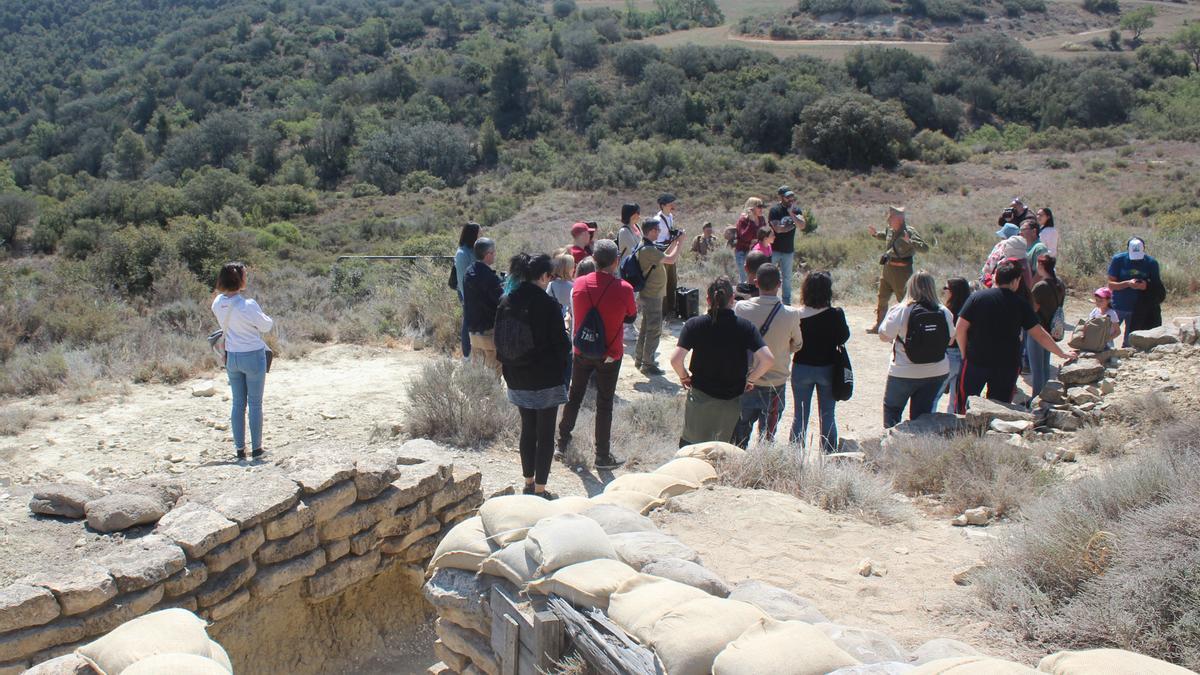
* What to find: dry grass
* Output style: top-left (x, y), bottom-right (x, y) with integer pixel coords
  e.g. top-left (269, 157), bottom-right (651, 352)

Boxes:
top-left (722, 443), bottom-right (915, 525)
top-left (974, 419), bottom-right (1200, 669)
top-left (0, 407), bottom-right (36, 436)
top-left (873, 433), bottom-right (1056, 516)
top-left (402, 358), bottom-right (517, 449)
top-left (562, 393), bottom-right (683, 471)
top-left (1073, 426), bottom-right (1126, 458)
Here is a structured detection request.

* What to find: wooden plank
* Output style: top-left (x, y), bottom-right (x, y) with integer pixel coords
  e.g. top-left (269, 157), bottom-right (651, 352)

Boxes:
top-left (498, 614), bottom-right (519, 675)
top-left (547, 596), bottom-right (662, 675)
top-left (490, 585), bottom-right (534, 633)
top-left (533, 610), bottom-right (566, 671)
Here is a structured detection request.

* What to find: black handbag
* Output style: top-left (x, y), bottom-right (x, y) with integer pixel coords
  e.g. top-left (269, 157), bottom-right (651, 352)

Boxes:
top-left (447, 263), bottom-right (459, 291)
top-left (832, 344), bottom-right (853, 401)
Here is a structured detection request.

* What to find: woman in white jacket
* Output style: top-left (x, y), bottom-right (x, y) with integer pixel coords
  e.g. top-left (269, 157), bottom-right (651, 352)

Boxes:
top-left (212, 262), bottom-right (274, 460)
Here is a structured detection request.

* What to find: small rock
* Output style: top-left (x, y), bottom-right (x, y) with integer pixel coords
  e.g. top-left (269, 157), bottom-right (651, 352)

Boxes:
top-left (952, 563), bottom-right (986, 586)
top-left (962, 529), bottom-right (998, 542)
top-left (214, 423), bottom-right (229, 431)
top-left (319, 411), bottom-right (344, 420)
top-left (1069, 391), bottom-right (1100, 405)
top-left (952, 506), bottom-right (993, 527)
top-left (1060, 449), bottom-right (1076, 462)
top-left (29, 483), bottom-right (107, 519)
top-left (1046, 409), bottom-right (1082, 432)
top-left (1039, 380), bottom-right (1066, 403)
top-left (191, 381), bottom-right (217, 397)
top-left (965, 397), bottom-right (1033, 428)
top-left (85, 493), bottom-right (167, 532)
top-left (1058, 361), bottom-right (1105, 386)
top-left (1099, 379), bottom-right (1115, 395)
top-left (1129, 325), bottom-right (1181, 351)
top-left (168, 436), bottom-right (182, 442)
top-left (989, 419), bottom-right (1031, 434)
top-left (857, 559), bottom-right (874, 577)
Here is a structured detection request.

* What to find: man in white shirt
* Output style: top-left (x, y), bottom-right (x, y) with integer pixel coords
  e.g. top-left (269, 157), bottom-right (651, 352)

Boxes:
top-left (655, 193), bottom-right (681, 320)
top-left (732, 264), bottom-right (803, 447)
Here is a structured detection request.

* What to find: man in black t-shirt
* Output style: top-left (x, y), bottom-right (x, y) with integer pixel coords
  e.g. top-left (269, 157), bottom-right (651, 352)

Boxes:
top-left (670, 277), bottom-right (773, 447)
top-left (955, 261), bottom-right (1076, 409)
top-left (768, 186), bottom-right (805, 305)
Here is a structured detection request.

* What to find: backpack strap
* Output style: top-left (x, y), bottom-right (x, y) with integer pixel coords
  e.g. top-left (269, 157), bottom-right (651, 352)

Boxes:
top-left (759, 301), bottom-right (784, 337)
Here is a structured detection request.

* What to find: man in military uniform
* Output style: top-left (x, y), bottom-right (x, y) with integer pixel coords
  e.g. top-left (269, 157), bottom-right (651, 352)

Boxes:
top-left (867, 205), bottom-right (929, 334)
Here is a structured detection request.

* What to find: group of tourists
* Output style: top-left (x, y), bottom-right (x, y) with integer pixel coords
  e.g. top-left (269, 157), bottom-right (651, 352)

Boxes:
top-left (204, 192), bottom-right (1166, 499)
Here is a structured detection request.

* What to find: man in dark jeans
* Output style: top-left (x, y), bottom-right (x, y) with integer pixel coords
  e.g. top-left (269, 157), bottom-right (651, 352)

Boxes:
top-left (955, 260), bottom-right (1077, 408)
top-left (462, 237), bottom-right (502, 372)
top-left (558, 240), bottom-right (636, 470)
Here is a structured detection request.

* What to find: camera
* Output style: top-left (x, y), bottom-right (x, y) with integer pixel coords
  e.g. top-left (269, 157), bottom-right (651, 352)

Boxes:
top-left (1002, 207), bottom-right (1015, 221)
top-left (879, 254), bottom-right (889, 265)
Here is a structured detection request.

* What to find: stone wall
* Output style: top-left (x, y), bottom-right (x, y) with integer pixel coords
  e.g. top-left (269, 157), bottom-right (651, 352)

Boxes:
top-left (1, 440), bottom-right (482, 674)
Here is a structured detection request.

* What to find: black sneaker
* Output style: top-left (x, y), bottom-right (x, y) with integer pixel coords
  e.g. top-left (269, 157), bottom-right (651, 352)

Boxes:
top-left (595, 454), bottom-right (626, 470)
top-left (640, 364), bottom-right (665, 376)
top-left (236, 448), bottom-right (246, 460)
top-left (534, 490), bottom-right (558, 501)
top-left (522, 484), bottom-right (536, 495)
top-left (251, 448), bottom-right (264, 459)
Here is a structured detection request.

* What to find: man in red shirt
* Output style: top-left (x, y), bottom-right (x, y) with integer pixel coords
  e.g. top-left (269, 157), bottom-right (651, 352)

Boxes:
top-left (558, 239), bottom-right (635, 470)
top-left (568, 222), bottom-right (595, 264)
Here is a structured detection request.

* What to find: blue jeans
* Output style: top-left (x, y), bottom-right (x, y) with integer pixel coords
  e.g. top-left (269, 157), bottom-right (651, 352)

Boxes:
top-left (790, 364), bottom-right (838, 452)
top-left (734, 250), bottom-right (748, 283)
top-left (883, 374), bottom-right (945, 429)
top-left (227, 349), bottom-right (267, 451)
top-left (1026, 333), bottom-right (1050, 399)
top-left (733, 383), bottom-right (787, 448)
top-left (935, 347), bottom-right (963, 413)
top-left (459, 296), bottom-right (472, 358)
top-left (771, 251), bottom-right (794, 304)
top-left (1116, 309), bottom-right (1134, 348)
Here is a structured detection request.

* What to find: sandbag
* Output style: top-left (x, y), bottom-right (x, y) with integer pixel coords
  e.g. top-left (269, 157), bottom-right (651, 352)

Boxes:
top-left (675, 441), bottom-right (748, 463)
top-left (526, 513), bottom-right (616, 576)
top-left (828, 664), bottom-right (916, 674)
top-left (122, 654), bottom-right (229, 675)
top-left (603, 472), bottom-right (699, 500)
top-left (547, 495), bottom-right (593, 515)
top-left (609, 531), bottom-right (701, 570)
top-left (207, 640), bottom-right (232, 673)
top-left (589, 491), bottom-right (666, 515)
top-left (816, 623), bottom-right (909, 664)
top-left (910, 657), bottom-right (1037, 674)
top-left (728, 580), bottom-right (828, 624)
top-left (478, 538), bottom-right (539, 587)
top-left (581, 504), bottom-right (658, 535)
top-left (1038, 649), bottom-right (1194, 675)
top-left (653, 457), bottom-right (718, 485)
top-left (713, 618), bottom-right (860, 675)
top-left (641, 558), bottom-right (729, 597)
top-left (642, 597), bottom-right (768, 675)
top-left (526, 559), bottom-right (639, 610)
top-left (607, 574), bottom-right (710, 640)
top-left (479, 495), bottom-right (558, 546)
top-left (429, 516), bottom-right (497, 573)
top-left (75, 608), bottom-right (215, 675)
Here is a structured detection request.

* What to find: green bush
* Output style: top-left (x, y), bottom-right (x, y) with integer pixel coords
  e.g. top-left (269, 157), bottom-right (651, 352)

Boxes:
top-left (912, 130), bottom-right (969, 164)
top-left (351, 182), bottom-right (383, 198)
top-left (1083, 0), bottom-right (1119, 13)
top-left (794, 94), bottom-right (915, 170)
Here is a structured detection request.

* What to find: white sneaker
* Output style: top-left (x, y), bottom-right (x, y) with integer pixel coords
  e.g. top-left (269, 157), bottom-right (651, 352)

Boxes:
top-left (624, 325), bottom-right (638, 340)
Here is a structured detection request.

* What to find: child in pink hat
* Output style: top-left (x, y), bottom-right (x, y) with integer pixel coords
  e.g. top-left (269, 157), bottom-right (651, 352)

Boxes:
top-left (1089, 287), bottom-right (1121, 349)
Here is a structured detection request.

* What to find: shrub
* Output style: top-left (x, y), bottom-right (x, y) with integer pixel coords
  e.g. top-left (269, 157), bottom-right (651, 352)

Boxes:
top-left (794, 94), bottom-right (915, 170)
top-left (722, 444), bottom-right (914, 525)
top-left (912, 130), bottom-right (969, 164)
top-left (1045, 157), bottom-right (1070, 169)
top-left (351, 182), bottom-right (383, 198)
top-left (403, 358), bottom-right (516, 448)
top-left (1073, 426), bottom-right (1126, 458)
top-left (355, 122), bottom-right (475, 192)
top-left (0, 192), bottom-right (36, 249)
top-left (1083, 0), bottom-right (1119, 13)
top-left (874, 434), bottom-right (1054, 515)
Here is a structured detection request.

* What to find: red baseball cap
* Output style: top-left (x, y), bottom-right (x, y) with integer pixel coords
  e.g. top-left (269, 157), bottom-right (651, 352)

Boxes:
top-left (571, 222), bottom-right (594, 236)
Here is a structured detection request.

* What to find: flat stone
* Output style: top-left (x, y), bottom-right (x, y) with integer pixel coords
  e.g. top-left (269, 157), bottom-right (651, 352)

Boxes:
top-left (154, 501), bottom-right (239, 558)
top-left (422, 569), bottom-right (493, 635)
top-left (204, 525), bottom-right (264, 574)
top-left (354, 454), bottom-right (402, 501)
top-left (317, 490), bottom-right (400, 543)
top-left (23, 653), bottom-right (93, 675)
top-left (78, 584), bottom-right (163, 638)
top-left (163, 562), bottom-right (208, 598)
top-left (952, 506), bottom-right (993, 527)
top-left (379, 517), bottom-right (442, 556)
top-left (350, 528), bottom-right (378, 556)
top-left (1058, 361), bottom-right (1105, 386)
top-left (1069, 391), bottom-right (1100, 405)
top-left (97, 535), bottom-right (186, 592)
top-left (1039, 380), bottom-right (1066, 404)
top-left (325, 539), bottom-right (351, 563)
top-left (399, 535), bottom-right (439, 564)
top-left (436, 617), bottom-right (498, 675)
top-left (889, 413), bottom-right (964, 436)
top-left (206, 587), bottom-right (250, 622)
top-left (249, 548), bottom-right (327, 599)
top-left (196, 558), bottom-right (256, 608)
top-left (278, 453), bottom-right (357, 495)
top-left (84, 494), bottom-right (165, 533)
top-left (0, 585), bottom-right (59, 634)
top-left (438, 496), bottom-right (479, 526)
top-left (18, 561), bottom-right (116, 616)
top-left (28, 484), bottom-right (105, 519)
top-left (430, 472), bottom-right (483, 513)
top-left (434, 640), bottom-right (470, 673)
top-left (210, 474), bottom-right (299, 528)
top-left (1129, 325), bottom-right (1181, 351)
top-left (388, 463), bottom-right (451, 512)
top-left (257, 526), bottom-right (320, 565)
top-left (1046, 410), bottom-right (1082, 432)
top-left (262, 502), bottom-right (316, 541)
top-left (305, 550), bottom-right (381, 601)
top-left (989, 419), bottom-right (1031, 434)
top-left (191, 381), bottom-right (216, 397)
top-left (965, 398), bottom-right (1033, 428)
top-left (728, 580), bottom-right (828, 623)
top-left (641, 558), bottom-right (730, 597)
top-left (118, 479), bottom-right (183, 513)
top-left (952, 563), bottom-right (986, 586)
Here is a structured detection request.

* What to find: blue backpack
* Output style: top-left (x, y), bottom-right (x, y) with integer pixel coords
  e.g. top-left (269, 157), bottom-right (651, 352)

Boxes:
top-left (620, 244), bottom-right (654, 293)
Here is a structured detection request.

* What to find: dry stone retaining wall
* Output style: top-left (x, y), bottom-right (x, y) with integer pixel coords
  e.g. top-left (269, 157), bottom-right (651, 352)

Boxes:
top-left (2, 440), bottom-right (482, 674)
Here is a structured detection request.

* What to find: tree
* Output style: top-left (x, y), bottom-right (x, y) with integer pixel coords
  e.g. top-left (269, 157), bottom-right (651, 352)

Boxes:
top-left (478, 118), bottom-right (500, 167)
top-left (0, 193), bottom-right (36, 249)
top-left (1175, 24), bottom-right (1200, 71)
top-left (794, 93), bottom-right (915, 170)
top-left (562, 26), bottom-right (601, 69)
top-left (1120, 6), bottom-right (1156, 43)
top-left (111, 129), bottom-right (148, 179)
top-left (353, 18), bottom-right (390, 56)
top-left (552, 0), bottom-right (576, 19)
top-left (491, 48), bottom-right (531, 138)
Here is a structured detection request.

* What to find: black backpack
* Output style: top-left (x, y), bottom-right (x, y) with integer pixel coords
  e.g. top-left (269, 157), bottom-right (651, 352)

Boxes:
top-left (620, 243), bottom-right (654, 293)
top-left (494, 300), bottom-right (536, 365)
top-left (573, 278), bottom-right (615, 359)
top-left (900, 302), bottom-right (950, 364)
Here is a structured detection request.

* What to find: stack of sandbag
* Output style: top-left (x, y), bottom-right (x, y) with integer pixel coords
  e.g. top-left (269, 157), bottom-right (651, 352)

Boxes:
top-left (24, 608), bottom-right (233, 674)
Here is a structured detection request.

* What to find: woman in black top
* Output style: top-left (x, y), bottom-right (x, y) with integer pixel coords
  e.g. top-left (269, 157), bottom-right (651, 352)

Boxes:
top-left (496, 254), bottom-right (570, 500)
top-left (937, 277), bottom-right (972, 413)
top-left (790, 272), bottom-right (850, 452)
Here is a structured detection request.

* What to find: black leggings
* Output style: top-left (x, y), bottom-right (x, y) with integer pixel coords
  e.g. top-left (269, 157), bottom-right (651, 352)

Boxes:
top-left (518, 406), bottom-right (557, 485)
